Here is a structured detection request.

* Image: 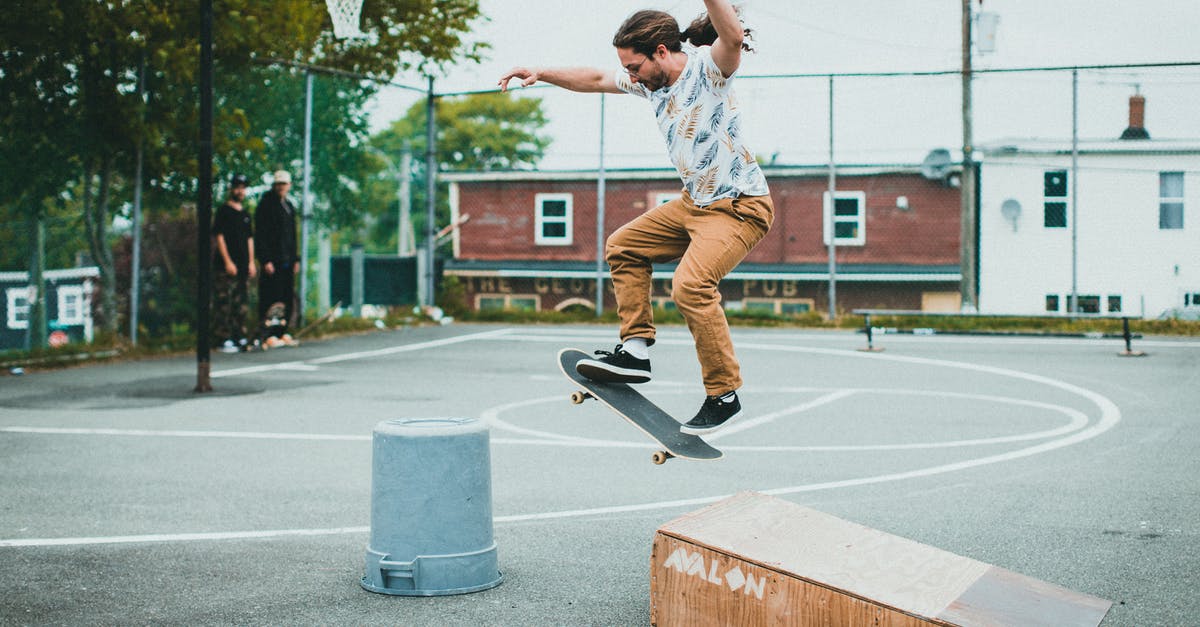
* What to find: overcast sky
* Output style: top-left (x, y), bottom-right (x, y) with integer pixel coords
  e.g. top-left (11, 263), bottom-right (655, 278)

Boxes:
top-left (366, 0), bottom-right (1200, 169)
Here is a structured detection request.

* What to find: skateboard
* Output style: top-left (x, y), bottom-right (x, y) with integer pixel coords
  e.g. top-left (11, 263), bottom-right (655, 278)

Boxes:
top-left (557, 348), bottom-right (722, 465)
top-left (292, 301), bottom-right (343, 341)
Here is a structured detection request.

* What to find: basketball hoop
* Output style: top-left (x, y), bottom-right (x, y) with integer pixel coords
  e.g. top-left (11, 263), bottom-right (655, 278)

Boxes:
top-left (325, 0), bottom-right (366, 39)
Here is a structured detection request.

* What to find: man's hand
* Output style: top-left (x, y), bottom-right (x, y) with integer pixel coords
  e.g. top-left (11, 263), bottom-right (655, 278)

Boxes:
top-left (498, 67), bottom-right (540, 92)
top-left (264, 262), bottom-right (275, 275)
top-left (499, 66), bottom-right (622, 94)
top-left (224, 261), bottom-right (238, 276)
top-left (705, 0), bottom-right (745, 77)
top-left (248, 263), bottom-right (258, 279)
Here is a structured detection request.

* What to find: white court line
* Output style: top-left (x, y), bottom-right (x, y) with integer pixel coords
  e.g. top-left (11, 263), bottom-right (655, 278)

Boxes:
top-left (706, 390), bottom-right (855, 442)
top-left (210, 328), bottom-right (513, 377)
top-left (0, 427), bottom-right (370, 441)
top-left (0, 329), bottom-right (1122, 549)
top-left (0, 527), bottom-right (371, 548)
top-left (0, 426), bottom-right (586, 449)
top-left (494, 328), bottom-right (1200, 349)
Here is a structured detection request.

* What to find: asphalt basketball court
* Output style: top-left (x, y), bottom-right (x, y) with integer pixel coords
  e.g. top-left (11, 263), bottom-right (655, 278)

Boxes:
top-left (1, 323), bottom-right (1197, 625)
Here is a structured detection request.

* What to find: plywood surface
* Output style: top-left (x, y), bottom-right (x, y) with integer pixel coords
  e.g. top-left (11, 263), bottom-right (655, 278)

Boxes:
top-left (658, 491), bottom-right (989, 618)
top-left (651, 533), bottom-right (951, 627)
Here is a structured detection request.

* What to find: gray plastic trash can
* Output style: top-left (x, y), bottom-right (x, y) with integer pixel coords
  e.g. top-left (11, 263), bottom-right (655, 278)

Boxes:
top-left (361, 418), bottom-right (503, 596)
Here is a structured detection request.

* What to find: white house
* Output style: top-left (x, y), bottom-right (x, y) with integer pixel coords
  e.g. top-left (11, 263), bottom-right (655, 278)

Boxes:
top-left (978, 100), bottom-right (1200, 319)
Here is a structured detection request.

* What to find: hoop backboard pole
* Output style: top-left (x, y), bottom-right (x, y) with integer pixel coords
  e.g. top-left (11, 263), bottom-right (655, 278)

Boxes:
top-left (195, 0), bottom-right (214, 392)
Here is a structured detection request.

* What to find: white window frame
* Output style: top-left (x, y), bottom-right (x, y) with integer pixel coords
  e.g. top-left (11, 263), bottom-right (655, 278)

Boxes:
top-left (535, 193), bottom-right (573, 246)
top-left (823, 191), bottom-right (866, 246)
top-left (56, 285), bottom-right (85, 325)
top-left (6, 287), bottom-right (32, 330)
top-left (1159, 171), bottom-right (1184, 230)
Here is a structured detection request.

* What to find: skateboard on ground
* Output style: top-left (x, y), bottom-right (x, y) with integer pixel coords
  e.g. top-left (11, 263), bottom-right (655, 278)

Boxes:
top-left (292, 301), bottom-right (343, 341)
top-left (557, 348), bottom-right (722, 465)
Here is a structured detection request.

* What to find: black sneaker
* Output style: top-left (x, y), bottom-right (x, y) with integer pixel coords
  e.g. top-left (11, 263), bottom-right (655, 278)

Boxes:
top-left (680, 392), bottom-right (742, 435)
top-left (575, 344), bottom-right (652, 384)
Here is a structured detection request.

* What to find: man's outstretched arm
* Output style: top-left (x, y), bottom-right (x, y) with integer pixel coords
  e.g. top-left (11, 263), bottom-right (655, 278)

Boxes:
top-left (705, 0), bottom-right (745, 77)
top-left (498, 66), bottom-right (623, 94)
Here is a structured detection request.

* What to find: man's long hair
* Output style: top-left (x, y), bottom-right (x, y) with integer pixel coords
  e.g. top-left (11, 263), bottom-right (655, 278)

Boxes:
top-left (612, 9), bottom-right (755, 57)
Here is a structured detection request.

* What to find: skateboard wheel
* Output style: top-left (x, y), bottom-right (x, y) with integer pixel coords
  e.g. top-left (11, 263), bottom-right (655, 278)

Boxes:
top-left (570, 391), bottom-right (588, 404)
top-left (652, 451), bottom-right (673, 465)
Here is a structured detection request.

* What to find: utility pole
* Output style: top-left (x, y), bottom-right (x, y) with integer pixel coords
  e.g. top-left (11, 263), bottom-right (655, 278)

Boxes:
top-left (424, 75), bottom-right (437, 308)
top-left (299, 70), bottom-right (314, 325)
top-left (1070, 68), bottom-right (1080, 313)
top-left (960, 0), bottom-right (978, 312)
top-left (826, 75), bottom-right (837, 319)
top-left (399, 142), bottom-right (413, 256)
top-left (595, 93), bottom-right (607, 317)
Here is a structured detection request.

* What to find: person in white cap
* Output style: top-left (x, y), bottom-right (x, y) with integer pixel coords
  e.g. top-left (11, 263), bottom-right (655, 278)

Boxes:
top-left (254, 170), bottom-right (299, 347)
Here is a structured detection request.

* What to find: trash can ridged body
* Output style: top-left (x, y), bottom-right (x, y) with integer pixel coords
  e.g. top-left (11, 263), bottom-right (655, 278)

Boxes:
top-left (361, 418), bottom-right (502, 596)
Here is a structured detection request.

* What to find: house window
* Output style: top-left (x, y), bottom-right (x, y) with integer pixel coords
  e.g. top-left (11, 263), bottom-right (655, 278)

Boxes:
top-left (1159, 172), bottom-right (1184, 230)
top-left (743, 298), bottom-right (815, 316)
top-left (1044, 170), bottom-right (1068, 228)
top-left (6, 287), bottom-right (33, 330)
top-left (1184, 292), bottom-right (1200, 308)
top-left (1107, 295), bottom-right (1122, 314)
top-left (823, 191), bottom-right (866, 246)
top-left (535, 193), bottom-right (573, 246)
top-left (1075, 295), bottom-right (1101, 314)
top-left (476, 294), bottom-right (540, 311)
top-left (1045, 294), bottom-right (1060, 313)
top-left (56, 285), bottom-right (85, 325)
top-left (655, 192), bottom-right (682, 206)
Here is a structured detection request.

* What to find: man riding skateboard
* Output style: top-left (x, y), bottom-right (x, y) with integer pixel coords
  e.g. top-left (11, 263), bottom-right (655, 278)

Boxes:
top-left (499, 1), bottom-right (773, 435)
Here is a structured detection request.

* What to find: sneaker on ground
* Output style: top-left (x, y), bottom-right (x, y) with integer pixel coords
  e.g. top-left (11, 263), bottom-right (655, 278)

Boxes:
top-left (575, 344), bottom-right (651, 384)
top-left (220, 339), bottom-right (239, 354)
top-left (680, 392), bottom-right (742, 435)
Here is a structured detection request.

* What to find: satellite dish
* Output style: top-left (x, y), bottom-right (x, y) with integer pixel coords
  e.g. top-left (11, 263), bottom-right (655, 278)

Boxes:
top-left (1000, 198), bottom-right (1022, 232)
top-left (920, 149), bottom-right (953, 181)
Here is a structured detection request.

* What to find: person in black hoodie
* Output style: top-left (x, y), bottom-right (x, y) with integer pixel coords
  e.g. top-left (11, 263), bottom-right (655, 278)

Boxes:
top-left (254, 170), bottom-right (299, 345)
top-left (212, 173), bottom-right (256, 351)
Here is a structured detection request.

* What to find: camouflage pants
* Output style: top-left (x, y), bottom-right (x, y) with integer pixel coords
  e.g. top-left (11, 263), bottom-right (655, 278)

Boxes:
top-left (213, 269), bottom-right (250, 344)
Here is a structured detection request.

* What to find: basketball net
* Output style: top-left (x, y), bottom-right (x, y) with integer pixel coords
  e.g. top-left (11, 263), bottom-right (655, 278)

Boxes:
top-left (325, 0), bottom-right (366, 39)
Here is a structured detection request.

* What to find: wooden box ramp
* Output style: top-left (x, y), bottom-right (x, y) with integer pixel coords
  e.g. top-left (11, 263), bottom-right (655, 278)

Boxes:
top-left (650, 492), bottom-right (1111, 626)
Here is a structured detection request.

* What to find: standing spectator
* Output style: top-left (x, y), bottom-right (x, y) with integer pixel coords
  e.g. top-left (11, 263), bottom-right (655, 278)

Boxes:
top-left (212, 173), bottom-right (256, 352)
top-left (255, 170), bottom-right (299, 347)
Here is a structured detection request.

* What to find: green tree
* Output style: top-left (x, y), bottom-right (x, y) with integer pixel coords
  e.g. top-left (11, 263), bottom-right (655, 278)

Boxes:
top-left (364, 92), bottom-right (551, 251)
top-left (0, 0), bottom-right (486, 338)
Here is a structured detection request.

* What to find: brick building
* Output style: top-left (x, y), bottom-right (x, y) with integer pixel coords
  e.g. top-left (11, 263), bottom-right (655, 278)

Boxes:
top-left (443, 165), bottom-right (963, 316)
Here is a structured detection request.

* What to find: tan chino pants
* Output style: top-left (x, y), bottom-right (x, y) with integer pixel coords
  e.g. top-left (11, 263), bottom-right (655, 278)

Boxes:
top-left (605, 190), bottom-right (774, 396)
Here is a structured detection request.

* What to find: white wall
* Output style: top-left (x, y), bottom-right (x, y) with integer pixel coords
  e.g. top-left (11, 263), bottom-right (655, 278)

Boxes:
top-left (979, 151), bottom-right (1200, 318)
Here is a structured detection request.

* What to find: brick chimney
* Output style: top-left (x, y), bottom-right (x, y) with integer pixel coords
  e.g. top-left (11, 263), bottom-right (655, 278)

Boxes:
top-left (1120, 94), bottom-right (1150, 140)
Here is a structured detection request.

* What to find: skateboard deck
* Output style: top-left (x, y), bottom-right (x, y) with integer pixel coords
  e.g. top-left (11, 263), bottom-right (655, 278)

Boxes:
top-left (557, 348), bottom-right (722, 465)
top-left (292, 301), bottom-right (343, 340)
